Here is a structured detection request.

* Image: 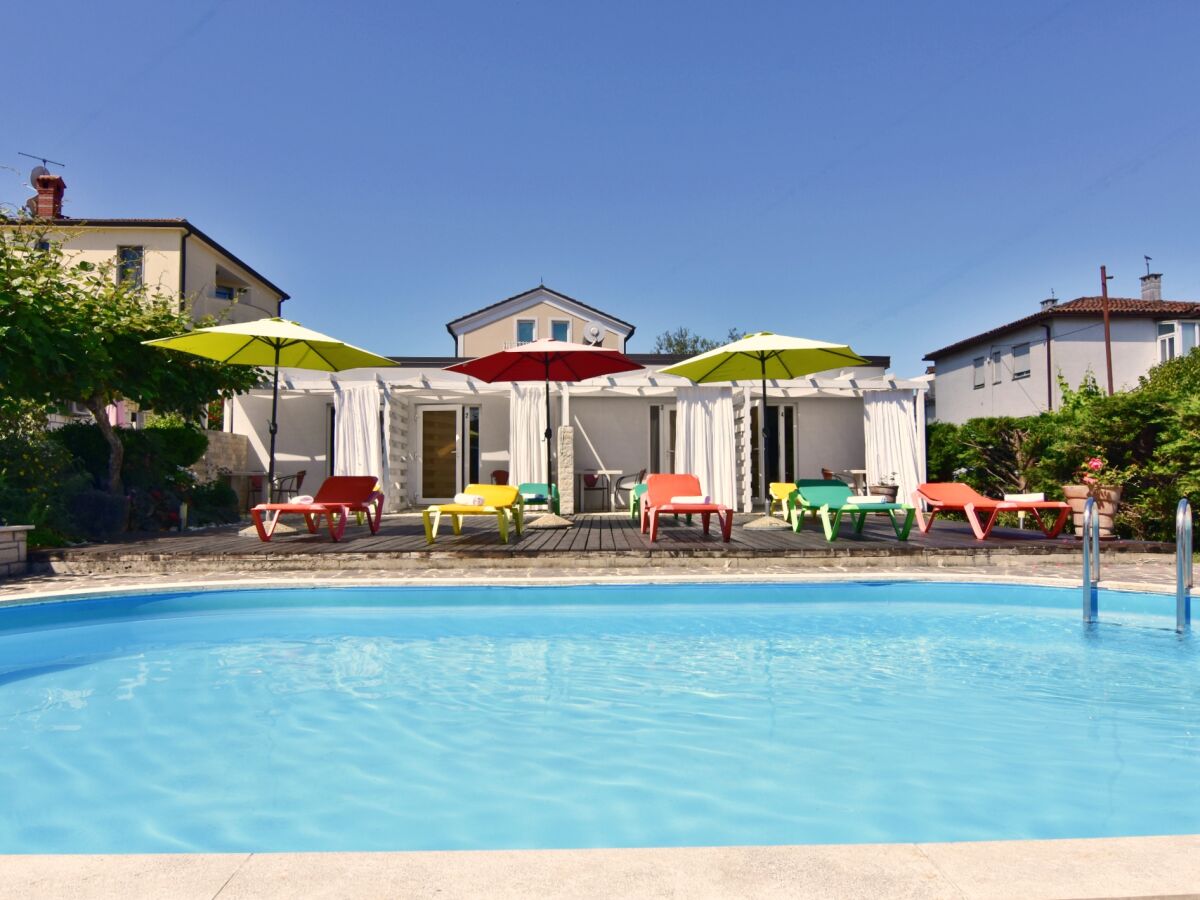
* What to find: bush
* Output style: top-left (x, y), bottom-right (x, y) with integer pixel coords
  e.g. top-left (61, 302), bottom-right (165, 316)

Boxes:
top-left (188, 479), bottom-right (240, 526)
top-left (66, 489), bottom-right (129, 541)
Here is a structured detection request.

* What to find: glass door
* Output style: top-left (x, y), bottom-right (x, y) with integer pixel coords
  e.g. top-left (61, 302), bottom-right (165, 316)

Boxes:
top-left (418, 405), bottom-right (461, 502)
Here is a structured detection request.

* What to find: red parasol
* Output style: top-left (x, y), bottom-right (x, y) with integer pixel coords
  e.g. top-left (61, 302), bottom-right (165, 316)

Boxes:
top-left (446, 339), bottom-right (642, 494)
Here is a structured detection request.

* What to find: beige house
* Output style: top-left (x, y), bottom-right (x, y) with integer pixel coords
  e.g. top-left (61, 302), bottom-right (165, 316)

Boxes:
top-left (228, 286), bottom-right (927, 515)
top-left (20, 174), bottom-right (288, 323)
top-left (446, 285), bottom-right (633, 355)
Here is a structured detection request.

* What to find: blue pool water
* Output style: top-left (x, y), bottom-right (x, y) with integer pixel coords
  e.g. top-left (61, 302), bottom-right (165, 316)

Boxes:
top-left (0, 582), bottom-right (1197, 853)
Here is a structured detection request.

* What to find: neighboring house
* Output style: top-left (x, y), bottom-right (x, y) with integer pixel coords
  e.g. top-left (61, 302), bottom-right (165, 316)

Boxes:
top-left (13, 174), bottom-right (289, 425)
top-left (446, 285), bottom-right (633, 354)
top-left (19, 174), bottom-right (288, 325)
top-left (227, 286), bottom-right (927, 513)
top-left (924, 273), bottom-right (1200, 424)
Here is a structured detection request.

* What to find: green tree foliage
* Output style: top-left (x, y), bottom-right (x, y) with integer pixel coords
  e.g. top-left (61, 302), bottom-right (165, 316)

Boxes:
top-left (932, 355), bottom-right (1200, 542)
top-left (0, 219), bottom-right (261, 493)
top-left (653, 326), bottom-right (745, 354)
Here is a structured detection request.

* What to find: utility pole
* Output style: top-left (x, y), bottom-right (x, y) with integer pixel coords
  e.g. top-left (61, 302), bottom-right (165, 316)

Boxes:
top-left (1100, 265), bottom-right (1114, 396)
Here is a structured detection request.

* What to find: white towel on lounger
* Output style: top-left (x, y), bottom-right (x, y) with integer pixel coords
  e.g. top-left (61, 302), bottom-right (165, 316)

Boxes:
top-left (453, 493), bottom-right (486, 506)
top-left (293, 495), bottom-right (315, 504)
top-left (670, 495), bottom-right (711, 504)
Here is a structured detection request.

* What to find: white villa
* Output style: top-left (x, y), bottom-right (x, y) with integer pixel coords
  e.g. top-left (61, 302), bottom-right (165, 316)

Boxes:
top-left (224, 286), bottom-right (928, 514)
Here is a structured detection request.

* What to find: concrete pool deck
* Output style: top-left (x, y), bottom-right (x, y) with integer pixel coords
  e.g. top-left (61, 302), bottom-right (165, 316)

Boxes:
top-left (3, 553), bottom-right (1195, 899)
top-left (6, 834), bottom-right (1200, 899)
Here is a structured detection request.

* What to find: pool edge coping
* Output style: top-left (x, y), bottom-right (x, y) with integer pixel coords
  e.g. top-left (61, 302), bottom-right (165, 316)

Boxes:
top-left (4, 833), bottom-right (1200, 899)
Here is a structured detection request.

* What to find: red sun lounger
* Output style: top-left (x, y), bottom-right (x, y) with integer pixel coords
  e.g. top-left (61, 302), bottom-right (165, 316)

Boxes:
top-left (251, 475), bottom-right (384, 542)
top-left (911, 482), bottom-right (1069, 541)
top-left (640, 473), bottom-right (733, 542)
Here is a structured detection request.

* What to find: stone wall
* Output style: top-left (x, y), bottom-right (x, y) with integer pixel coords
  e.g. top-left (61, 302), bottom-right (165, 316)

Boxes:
top-left (0, 526), bottom-right (32, 579)
top-left (191, 430), bottom-right (251, 482)
top-left (557, 425), bottom-right (575, 515)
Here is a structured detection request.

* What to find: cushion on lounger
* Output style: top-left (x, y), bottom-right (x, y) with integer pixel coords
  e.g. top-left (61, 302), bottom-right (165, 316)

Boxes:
top-left (670, 495), bottom-right (711, 504)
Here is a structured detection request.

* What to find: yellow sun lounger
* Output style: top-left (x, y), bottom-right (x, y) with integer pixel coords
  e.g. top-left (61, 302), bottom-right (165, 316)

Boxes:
top-left (422, 484), bottom-right (524, 544)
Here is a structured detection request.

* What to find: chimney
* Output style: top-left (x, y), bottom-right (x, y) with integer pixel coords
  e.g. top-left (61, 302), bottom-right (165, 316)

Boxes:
top-left (1140, 272), bottom-right (1162, 302)
top-left (1040, 296), bottom-right (1058, 310)
top-left (32, 174), bottom-right (66, 219)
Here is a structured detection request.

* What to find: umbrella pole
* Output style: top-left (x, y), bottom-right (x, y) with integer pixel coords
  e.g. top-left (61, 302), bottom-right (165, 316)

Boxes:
top-left (267, 343), bottom-right (280, 500)
top-left (544, 362), bottom-right (553, 495)
top-left (761, 358), bottom-right (768, 510)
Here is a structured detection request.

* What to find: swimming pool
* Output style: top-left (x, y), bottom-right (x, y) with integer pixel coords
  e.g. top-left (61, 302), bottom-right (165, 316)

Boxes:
top-left (0, 582), bottom-right (1196, 853)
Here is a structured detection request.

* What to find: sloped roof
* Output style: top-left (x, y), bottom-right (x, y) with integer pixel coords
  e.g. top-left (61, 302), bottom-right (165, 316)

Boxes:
top-left (924, 296), bottom-right (1200, 360)
top-left (445, 285), bottom-right (635, 337)
top-left (12, 217), bottom-right (290, 300)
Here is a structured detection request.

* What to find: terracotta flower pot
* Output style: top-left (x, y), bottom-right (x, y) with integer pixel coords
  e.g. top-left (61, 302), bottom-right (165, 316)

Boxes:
top-left (1062, 484), bottom-right (1122, 538)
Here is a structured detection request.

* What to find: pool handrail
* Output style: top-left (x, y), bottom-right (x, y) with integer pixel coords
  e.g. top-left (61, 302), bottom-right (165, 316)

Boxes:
top-left (1082, 496), bottom-right (1100, 624)
top-left (1176, 497), bottom-right (1193, 634)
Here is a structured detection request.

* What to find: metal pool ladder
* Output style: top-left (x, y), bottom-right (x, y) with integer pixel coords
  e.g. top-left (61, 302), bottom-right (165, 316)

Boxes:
top-left (1082, 497), bottom-right (1100, 623)
top-left (1177, 498), bottom-right (1193, 634)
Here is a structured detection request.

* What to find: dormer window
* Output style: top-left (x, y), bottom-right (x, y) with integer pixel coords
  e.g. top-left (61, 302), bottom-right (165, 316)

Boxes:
top-left (551, 320), bottom-right (570, 342)
top-left (516, 319), bottom-right (536, 344)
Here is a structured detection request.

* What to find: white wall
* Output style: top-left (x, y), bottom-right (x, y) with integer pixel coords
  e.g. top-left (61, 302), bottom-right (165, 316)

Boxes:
top-left (570, 397), bottom-right (652, 479)
top-left (794, 398), bottom-right (866, 478)
top-left (931, 317), bottom-right (1162, 424)
top-left (228, 391), bottom-right (331, 486)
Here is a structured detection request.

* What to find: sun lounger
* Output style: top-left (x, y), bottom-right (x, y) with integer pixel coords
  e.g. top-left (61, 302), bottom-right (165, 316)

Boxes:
top-left (423, 484), bottom-right (524, 544)
top-left (640, 473), bottom-right (732, 542)
top-left (789, 479), bottom-right (914, 541)
top-left (517, 482), bottom-right (560, 516)
top-left (251, 475), bottom-right (384, 542)
top-left (769, 482), bottom-right (797, 519)
top-left (912, 482), bottom-right (1069, 540)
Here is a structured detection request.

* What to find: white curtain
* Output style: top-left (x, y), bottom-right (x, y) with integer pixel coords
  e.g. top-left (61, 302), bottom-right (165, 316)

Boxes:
top-left (509, 383), bottom-right (547, 485)
top-left (863, 390), bottom-right (924, 503)
top-left (674, 385), bottom-right (736, 508)
top-left (334, 383), bottom-right (383, 483)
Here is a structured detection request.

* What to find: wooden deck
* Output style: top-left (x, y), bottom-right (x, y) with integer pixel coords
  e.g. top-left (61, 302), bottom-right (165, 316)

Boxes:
top-left (30, 512), bottom-right (1172, 574)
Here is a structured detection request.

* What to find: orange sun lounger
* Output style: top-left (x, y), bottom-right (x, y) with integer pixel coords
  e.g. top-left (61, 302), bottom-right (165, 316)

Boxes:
top-left (640, 473), bottom-right (733, 542)
top-left (911, 482), bottom-right (1069, 541)
top-left (251, 475), bottom-right (384, 542)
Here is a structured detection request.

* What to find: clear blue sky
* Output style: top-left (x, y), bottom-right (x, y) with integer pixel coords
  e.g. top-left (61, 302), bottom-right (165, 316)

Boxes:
top-left (6, 0), bottom-right (1200, 374)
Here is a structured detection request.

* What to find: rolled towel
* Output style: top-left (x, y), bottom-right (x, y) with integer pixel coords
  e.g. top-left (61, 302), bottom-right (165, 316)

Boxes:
top-left (670, 495), bottom-right (711, 504)
top-left (293, 495), bottom-right (315, 504)
top-left (845, 495), bottom-right (888, 505)
top-left (453, 492), bottom-right (486, 506)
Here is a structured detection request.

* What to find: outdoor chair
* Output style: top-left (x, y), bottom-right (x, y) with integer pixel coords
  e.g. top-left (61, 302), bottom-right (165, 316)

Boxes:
top-left (629, 480), bottom-right (691, 525)
top-left (251, 475), bottom-right (383, 542)
top-left (614, 469), bottom-right (646, 507)
top-left (789, 479), bottom-right (914, 542)
top-left (640, 473), bottom-right (732, 542)
top-left (912, 482), bottom-right (1069, 540)
top-left (581, 472), bottom-right (610, 511)
top-left (769, 481), bottom-right (797, 518)
top-left (422, 484), bottom-right (523, 544)
top-left (271, 469), bottom-right (306, 503)
top-left (517, 482), bottom-right (560, 515)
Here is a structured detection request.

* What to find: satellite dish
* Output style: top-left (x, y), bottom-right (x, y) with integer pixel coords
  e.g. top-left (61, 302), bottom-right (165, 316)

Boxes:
top-left (582, 320), bottom-right (605, 345)
top-left (29, 165), bottom-right (50, 187)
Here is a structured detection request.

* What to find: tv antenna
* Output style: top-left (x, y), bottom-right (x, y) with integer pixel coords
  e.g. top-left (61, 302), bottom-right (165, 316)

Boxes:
top-left (18, 151), bottom-right (65, 185)
top-left (1144, 255), bottom-right (1153, 275)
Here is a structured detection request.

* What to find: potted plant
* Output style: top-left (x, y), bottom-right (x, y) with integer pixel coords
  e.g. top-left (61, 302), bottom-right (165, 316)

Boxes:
top-left (867, 472), bottom-right (900, 504)
top-left (1062, 455), bottom-right (1123, 538)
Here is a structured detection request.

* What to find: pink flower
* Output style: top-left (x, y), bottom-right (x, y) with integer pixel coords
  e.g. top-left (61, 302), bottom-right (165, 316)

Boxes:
top-left (1087, 457), bottom-right (1104, 471)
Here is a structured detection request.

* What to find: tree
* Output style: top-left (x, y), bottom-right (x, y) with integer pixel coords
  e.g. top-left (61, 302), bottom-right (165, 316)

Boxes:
top-left (0, 219), bottom-right (261, 494)
top-left (653, 326), bottom-right (744, 355)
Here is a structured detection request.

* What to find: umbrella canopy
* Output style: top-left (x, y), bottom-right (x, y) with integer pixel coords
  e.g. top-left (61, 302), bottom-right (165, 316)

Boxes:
top-left (446, 339), bottom-right (642, 495)
top-left (657, 331), bottom-right (869, 383)
top-left (145, 317), bottom-right (397, 491)
top-left (659, 332), bottom-right (870, 509)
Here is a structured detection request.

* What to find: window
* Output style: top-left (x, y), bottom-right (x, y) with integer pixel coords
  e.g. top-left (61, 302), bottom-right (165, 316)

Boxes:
top-left (1012, 343), bottom-right (1030, 379)
top-left (1158, 322), bottom-right (1177, 362)
top-left (116, 246), bottom-right (144, 287)
top-left (991, 350), bottom-right (1002, 384)
top-left (551, 320), bottom-right (570, 342)
top-left (214, 285), bottom-right (236, 301)
top-left (973, 357), bottom-right (985, 389)
top-left (1184, 321), bottom-right (1200, 356)
top-left (462, 406), bottom-right (480, 485)
top-left (516, 319), bottom-right (535, 344)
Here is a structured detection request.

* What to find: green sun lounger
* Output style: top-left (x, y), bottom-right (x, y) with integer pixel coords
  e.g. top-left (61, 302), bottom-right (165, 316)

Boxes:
top-left (787, 479), bottom-right (914, 541)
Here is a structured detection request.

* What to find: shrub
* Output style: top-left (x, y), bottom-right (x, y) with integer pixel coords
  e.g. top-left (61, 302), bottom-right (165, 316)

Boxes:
top-left (187, 479), bottom-right (240, 526)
